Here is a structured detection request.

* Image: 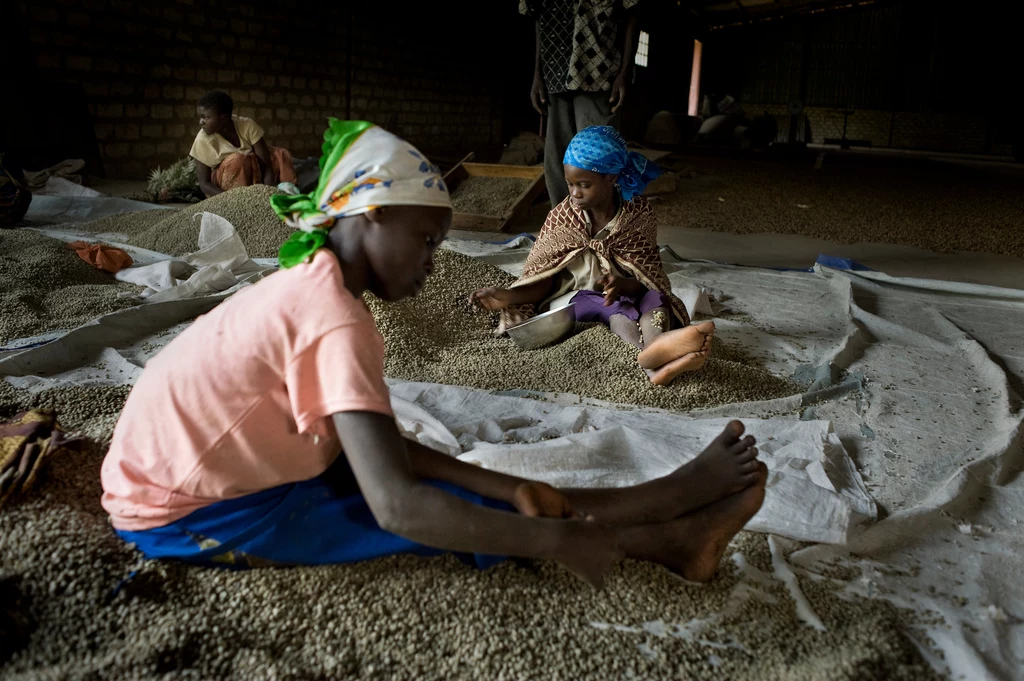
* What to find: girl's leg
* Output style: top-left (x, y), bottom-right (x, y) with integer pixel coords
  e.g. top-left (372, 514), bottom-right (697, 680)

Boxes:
top-left (638, 306), bottom-right (671, 349)
top-left (631, 292), bottom-right (715, 384)
top-left (612, 310), bottom-right (713, 384)
top-left (608, 314), bottom-right (643, 350)
top-left (637, 321), bottom-right (716, 370)
top-left (647, 350), bottom-right (710, 386)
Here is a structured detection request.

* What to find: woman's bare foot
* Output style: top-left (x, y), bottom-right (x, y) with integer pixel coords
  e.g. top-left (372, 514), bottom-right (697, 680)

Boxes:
top-left (638, 321), bottom-right (715, 370)
top-left (659, 420), bottom-right (761, 518)
top-left (649, 349), bottom-right (708, 385)
top-left (561, 423), bottom-right (759, 527)
top-left (619, 463), bottom-right (767, 582)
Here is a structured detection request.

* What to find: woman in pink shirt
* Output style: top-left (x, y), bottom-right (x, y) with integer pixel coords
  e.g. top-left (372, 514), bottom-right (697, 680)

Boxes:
top-left (101, 120), bottom-right (766, 585)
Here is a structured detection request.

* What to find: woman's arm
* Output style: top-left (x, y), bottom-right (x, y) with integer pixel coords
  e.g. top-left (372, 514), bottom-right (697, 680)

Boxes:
top-left (332, 411), bottom-right (621, 586)
top-left (252, 138), bottom-right (278, 186)
top-left (471, 277), bottom-right (552, 310)
top-left (405, 439), bottom-right (576, 518)
top-left (610, 13), bottom-right (639, 113)
top-left (194, 160), bottom-right (221, 198)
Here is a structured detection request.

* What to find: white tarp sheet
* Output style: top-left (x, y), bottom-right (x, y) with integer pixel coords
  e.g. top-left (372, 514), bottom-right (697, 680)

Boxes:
top-left (22, 194), bottom-right (172, 224)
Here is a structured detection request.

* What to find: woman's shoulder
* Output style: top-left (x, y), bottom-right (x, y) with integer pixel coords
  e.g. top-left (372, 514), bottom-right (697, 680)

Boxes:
top-left (623, 195), bottom-right (653, 214)
top-left (542, 196), bottom-right (580, 224)
top-left (235, 116), bottom-right (265, 140)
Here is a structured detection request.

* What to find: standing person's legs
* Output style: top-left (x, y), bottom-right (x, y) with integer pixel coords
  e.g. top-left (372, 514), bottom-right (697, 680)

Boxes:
top-left (544, 93), bottom-right (575, 206)
top-left (573, 91), bottom-right (619, 132)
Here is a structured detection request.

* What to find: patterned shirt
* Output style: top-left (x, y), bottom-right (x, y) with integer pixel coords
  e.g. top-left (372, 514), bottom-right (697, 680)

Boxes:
top-left (520, 0), bottom-right (640, 95)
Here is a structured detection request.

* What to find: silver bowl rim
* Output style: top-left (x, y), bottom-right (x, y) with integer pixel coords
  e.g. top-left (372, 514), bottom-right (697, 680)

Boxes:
top-left (506, 302), bottom-right (576, 332)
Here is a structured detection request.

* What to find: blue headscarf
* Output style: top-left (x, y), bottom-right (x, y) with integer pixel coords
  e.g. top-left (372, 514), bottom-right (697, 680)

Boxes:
top-left (562, 126), bottom-right (662, 200)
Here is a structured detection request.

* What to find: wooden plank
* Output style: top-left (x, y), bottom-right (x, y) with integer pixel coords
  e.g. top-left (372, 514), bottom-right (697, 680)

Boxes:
top-left (495, 165), bottom-right (547, 231)
top-left (462, 162), bottom-right (544, 181)
top-left (442, 164), bottom-right (470, 194)
top-left (630, 148), bottom-right (673, 162)
top-left (446, 160), bottom-right (547, 232)
top-left (442, 152), bottom-right (475, 184)
top-left (452, 213), bottom-right (506, 232)
top-left (497, 175), bottom-right (547, 232)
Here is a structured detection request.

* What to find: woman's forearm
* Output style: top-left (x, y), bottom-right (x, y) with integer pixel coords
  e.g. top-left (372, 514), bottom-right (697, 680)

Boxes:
top-left (406, 439), bottom-right (523, 504)
top-left (332, 411), bottom-right (583, 561)
top-left (507, 278), bottom-right (552, 305)
top-left (390, 479), bottom-right (572, 559)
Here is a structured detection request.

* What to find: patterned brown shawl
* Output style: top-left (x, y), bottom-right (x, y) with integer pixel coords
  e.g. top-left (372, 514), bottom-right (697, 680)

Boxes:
top-left (500, 196), bottom-right (690, 331)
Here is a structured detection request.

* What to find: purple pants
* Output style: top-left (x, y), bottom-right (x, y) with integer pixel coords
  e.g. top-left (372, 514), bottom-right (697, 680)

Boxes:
top-left (570, 289), bottom-right (674, 327)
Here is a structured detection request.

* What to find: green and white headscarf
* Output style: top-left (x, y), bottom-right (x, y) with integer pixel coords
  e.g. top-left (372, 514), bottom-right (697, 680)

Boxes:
top-left (270, 119), bottom-right (452, 268)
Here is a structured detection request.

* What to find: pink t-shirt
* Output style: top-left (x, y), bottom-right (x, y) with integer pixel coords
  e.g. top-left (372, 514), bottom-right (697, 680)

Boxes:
top-left (101, 250), bottom-right (394, 531)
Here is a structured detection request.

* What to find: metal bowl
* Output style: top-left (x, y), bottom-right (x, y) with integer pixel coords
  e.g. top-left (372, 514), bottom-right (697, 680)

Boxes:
top-left (507, 303), bottom-right (576, 350)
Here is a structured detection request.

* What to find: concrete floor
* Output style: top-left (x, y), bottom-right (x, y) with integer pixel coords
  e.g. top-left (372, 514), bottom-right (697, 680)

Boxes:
top-left (456, 204), bottom-right (1024, 291)
top-left (88, 175), bottom-right (1024, 291)
top-left (459, 149), bottom-right (1024, 291)
top-left (453, 224), bottom-right (1024, 290)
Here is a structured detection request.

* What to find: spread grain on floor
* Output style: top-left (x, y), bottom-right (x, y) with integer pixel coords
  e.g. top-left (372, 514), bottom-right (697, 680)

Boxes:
top-left (0, 230), bottom-right (142, 345)
top-left (369, 249), bottom-right (800, 412)
top-left (450, 176), bottom-right (531, 216)
top-left (68, 185), bottom-right (289, 258)
top-left (0, 252), bottom-right (939, 679)
top-left (0, 447), bottom-right (940, 679)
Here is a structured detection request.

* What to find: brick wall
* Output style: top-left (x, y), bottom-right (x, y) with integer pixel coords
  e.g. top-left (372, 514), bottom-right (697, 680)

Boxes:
top-left (17, 0), bottom-right (501, 179)
top-left (748, 103), bottom-right (993, 154)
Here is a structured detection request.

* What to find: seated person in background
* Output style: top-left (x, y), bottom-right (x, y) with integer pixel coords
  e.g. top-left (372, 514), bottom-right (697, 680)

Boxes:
top-left (471, 126), bottom-right (715, 386)
top-left (190, 90), bottom-right (297, 198)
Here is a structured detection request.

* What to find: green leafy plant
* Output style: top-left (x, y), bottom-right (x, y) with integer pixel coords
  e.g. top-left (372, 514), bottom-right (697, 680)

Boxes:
top-left (142, 157), bottom-right (202, 203)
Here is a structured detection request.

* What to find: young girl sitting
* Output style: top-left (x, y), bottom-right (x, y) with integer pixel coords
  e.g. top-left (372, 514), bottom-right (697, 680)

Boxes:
top-left (100, 120), bottom-right (765, 585)
top-left (190, 90), bottom-right (297, 198)
top-left (471, 126), bottom-right (715, 386)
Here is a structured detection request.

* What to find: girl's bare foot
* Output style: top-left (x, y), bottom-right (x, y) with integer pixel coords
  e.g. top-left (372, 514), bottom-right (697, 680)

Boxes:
top-left (620, 463), bottom-right (767, 582)
top-left (649, 349), bottom-right (708, 385)
top-left (638, 321), bottom-right (715, 370)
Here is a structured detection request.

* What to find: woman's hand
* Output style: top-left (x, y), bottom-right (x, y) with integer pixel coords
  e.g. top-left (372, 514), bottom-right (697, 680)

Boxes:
top-left (595, 274), bottom-right (645, 306)
top-left (513, 482), bottom-right (578, 519)
top-left (470, 287), bottom-right (512, 311)
top-left (530, 72), bottom-right (548, 115)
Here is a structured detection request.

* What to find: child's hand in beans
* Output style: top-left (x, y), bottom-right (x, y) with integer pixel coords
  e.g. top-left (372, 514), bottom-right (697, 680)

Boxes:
top-left (470, 287), bottom-right (511, 311)
top-left (595, 274), bottom-right (644, 305)
top-left (513, 481), bottom-right (578, 519)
